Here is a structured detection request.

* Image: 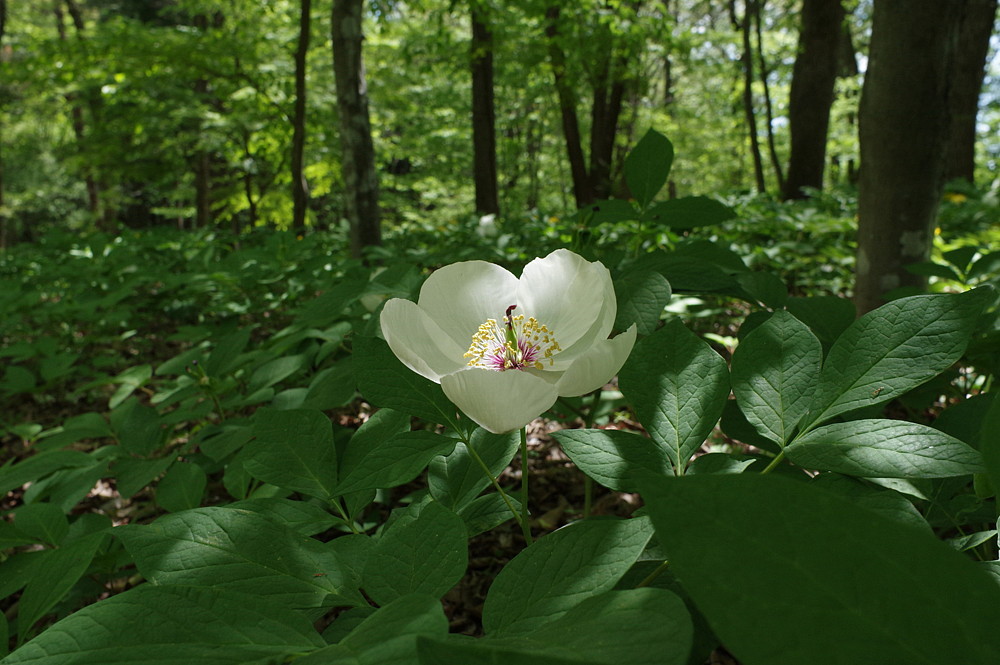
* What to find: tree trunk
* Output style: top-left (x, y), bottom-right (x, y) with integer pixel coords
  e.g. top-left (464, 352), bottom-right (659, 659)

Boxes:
top-left (191, 12), bottom-right (224, 229)
top-left (291, 0), bottom-right (311, 233)
top-left (470, 2), bottom-right (499, 216)
top-left (589, 49), bottom-right (627, 202)
top-left (53, 2), bottom-right (101, 221)
top-left (332, 0), bottom-right (381, 259)
top-left (854, 0), bottom-right (962, 314)
top-left (740, 0), bottom-right (766, 192)
top-left (755, 0), bottom-right (784, 191)
top-left (782, 0), bottom-right (845, 199)
top-left (545, 3), bottom-right (633, 208)
top-left (942, 0), bottom-right (997, 185)
top-left (545, 5), bottom-right (590, 208)
top-left (0, 0), bottom-right (7, 249)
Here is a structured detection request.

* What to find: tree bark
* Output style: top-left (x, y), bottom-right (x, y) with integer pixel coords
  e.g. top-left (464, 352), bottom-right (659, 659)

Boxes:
top-left (0, 0), bottom-right (6, 248)
top-left (755, 0), bottom-right (783, 191)
top-left (332, 0), bottom-right (381, 259)
top-left (53, 2), bottom-right (101, 220)
top-left (782, 0), bottom-right (845, 199)
top-left (942, 0), bottom-right (997, 185)
top-left (545, 5), bottom-right (590, 208)
top-left (470, 2), bottom-right (499, 216)
top-left (854, 0), bottom-right (962, 313)
top-left (589, 47), bottom-right (627, 202)
top-left (740, 0), bottom-right (766, 192)
top-left (291, 0), bottom-right (311, 232)
top-left (545, 3), bottom-right (633, 208)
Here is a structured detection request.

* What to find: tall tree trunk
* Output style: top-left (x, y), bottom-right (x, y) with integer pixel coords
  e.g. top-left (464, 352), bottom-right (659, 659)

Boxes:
top-left (0, 0), bottom-right (7, 249)
top-left (755, 0), bottom-right (784, 191)
top-left (942, 0), bottom-right (997, 185)
top-left (291, 0), bottom-right (311, 233)
top-left (855, 0), bottom-right (962, 314)
top-left (545, 3), bottom-right (633, 208)
top-left (545, 5), bottom-right (590, 208)
top-left (53, 2), bottom-right (101, 220)
top-left (740, 0), bottom-right (766, 192)
top-left (470, 2), bottom-right (499, 216)
top-left (589, 49), bottom-right (627, 202)
top-left (191, 12), bottom-right (224, 229)
top-left (332, 0), bottom-right (381, 259)
top-left (782, 0), bottom-right (845, 199)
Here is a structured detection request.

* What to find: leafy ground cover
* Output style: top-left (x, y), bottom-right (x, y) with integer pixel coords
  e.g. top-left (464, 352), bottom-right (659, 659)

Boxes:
top-left (1, 133), bottom-right (1000, 664)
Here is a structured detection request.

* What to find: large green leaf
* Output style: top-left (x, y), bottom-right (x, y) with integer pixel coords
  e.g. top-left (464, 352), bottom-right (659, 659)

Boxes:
top-left (641, 474), bottom-right (1000, 665)
top-left (0, 586), bottom-right (324, 665)
top-left (613, 268), bottom-right (672, 336)
top-left (428, 429), bottom-right (520, 511)
top-left (353, 337), bottom-right (459, 428)
top-left (13, 503), bottom-right (68, 546)
top-left (244, 408), bottom-right (338, 500)
top-left (336, 431), bottom-right (458, 496)
top-left (643, 196), bottom-right (736, 230)
top-left (417, 638), bottom-right (591, 665)
top-left (731, 310), bottom-right (822, 446)
top-left (115, 507), bottom-right (363, 609)
top-left (554, 428), bottom-right (673, 491)
top-left (362, 501), bottom-right (468, 606)
top-left (482, 517), bottom-right (653, 637)
top-left (15, 533), bottom-right (105, 639)
top-left (981, 395), bottom-right (1000, 509)
top-left (419, 588), bottom-right (690, 665)
top-left (786, 419), bottom-right (985, 478)
top-left (0, 451), bottom-right (93, 496)
top-left (802, 288), bottom-right (993, 429)
top-left (619, 319), bottom-right (730, 472)
top-left (624, 129), bottom-right (673, 208)
top-left (155, 462), bottom-right (206, 512)
top-left (336, 594), bottom-right (448, 665)
top-left (784, 296), bottom-right (856, 352)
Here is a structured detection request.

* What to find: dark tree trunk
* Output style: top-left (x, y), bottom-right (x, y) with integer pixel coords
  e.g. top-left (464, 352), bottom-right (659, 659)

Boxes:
top-left (545, 3), bottom-right (633, 208)
top-left (291, 0), bottom-right (311, 233)
top-left (332, 0), bottom-right (381, 259)
top-left (545, 5), bottom-right (590, 208)
top-left (191, 12), bottom-right (224, 229)
top-left (942, 0), bottom-right (997, 185)
top-left (470, 2), bottom-right (499, 216)
top-left (755, 0), bottom-right (784, 191)
top-left (855, 0), bottom-right (962, 313)
top-left (589, 49), bottom-right (627, 202)
top-left (0, 0), bottom-right (6, 249)
top-left (740, 0), bottom-right (766, 192)
top-left (782, 0), bottom-right (845, 199)
top-left (54, 2), bottom-right (101, 221)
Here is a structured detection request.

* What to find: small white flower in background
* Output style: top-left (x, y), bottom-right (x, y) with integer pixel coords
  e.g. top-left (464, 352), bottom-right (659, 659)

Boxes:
top-left (380, 249), bottom-right (637, 433)
top-left (476, 213), bottom-right (498, 238)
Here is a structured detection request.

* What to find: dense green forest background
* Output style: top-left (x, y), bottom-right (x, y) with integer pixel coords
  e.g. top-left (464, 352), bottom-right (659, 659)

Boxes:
top-left (3, 3), bottom-right (1000, 662)
top-left (1, 0), bottom-right (997, 251)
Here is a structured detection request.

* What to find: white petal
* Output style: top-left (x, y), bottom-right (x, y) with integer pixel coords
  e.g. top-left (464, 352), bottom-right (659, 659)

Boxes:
top-left (555, 325), bottom-right (637, 397)
top-left (418, 261), bottom-right (519, 351)
top-left (517, 249), bottom-right (612, 353)
top-left (380, 298), bottom-right (468, 382)
top-left (441, 368), bottom-right (559, 434)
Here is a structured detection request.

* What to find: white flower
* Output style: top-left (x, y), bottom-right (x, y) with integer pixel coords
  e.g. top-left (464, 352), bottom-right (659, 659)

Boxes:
top-left (380, 249), bottom-right (637, 433)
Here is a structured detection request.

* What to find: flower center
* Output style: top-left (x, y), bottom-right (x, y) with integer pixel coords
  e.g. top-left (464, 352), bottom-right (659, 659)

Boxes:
top-left (465, 304), bottom-right (562, 371)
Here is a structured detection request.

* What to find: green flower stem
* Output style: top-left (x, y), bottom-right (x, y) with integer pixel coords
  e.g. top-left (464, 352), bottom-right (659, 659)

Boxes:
top-left (635, 560), bottom-right (670, 588)
top-left (760, 450), bottom-right (786, 475)
top-left (581, 388), bottom-right (601, 518)
top-left (465, 439), bottom-right (527, 537)
top-left (519, 427), bottom-right (533, 544)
